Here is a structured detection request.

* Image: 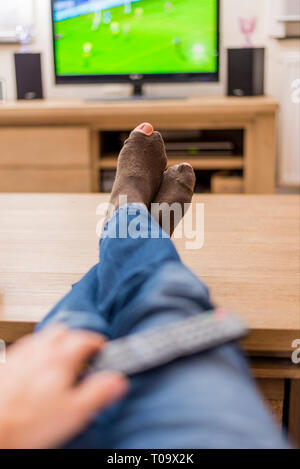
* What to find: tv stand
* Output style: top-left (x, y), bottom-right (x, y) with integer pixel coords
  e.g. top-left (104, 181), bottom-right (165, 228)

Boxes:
top-left (0, 96), bottom-right (278, 194)
top-left (86, 82), bottom-right (186, 102)
top-left (132, 82), bottom-right (143, 98)
top-left (129, 82), bottom-right (185, 101)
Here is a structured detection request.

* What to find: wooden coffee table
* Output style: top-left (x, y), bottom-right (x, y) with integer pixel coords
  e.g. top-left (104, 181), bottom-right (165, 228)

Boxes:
top-left (0, 194), bottom-right (299, 445)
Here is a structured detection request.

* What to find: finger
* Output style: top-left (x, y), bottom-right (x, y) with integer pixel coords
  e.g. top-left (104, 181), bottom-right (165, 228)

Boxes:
top-left (5, 329), bottom-right (57, 364)
top-left (71, 371), bottom-right (129, 417)
top-left (56, 331), bottom-right (107, 377)
top-left (37, 324), bottom-right (69, 344)
top-left (5, 325), bottom-right (70, 373)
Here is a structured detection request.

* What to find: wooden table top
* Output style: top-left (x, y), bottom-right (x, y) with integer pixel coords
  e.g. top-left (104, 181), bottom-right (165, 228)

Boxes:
top-left (0, 97), bottom-right (279, 126)
top-left (0, 194), bottom-right (299, 356)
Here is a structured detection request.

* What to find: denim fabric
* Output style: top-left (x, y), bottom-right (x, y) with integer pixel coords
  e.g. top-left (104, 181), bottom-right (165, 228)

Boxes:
top-left (37, 204), bottom-right (288, 449)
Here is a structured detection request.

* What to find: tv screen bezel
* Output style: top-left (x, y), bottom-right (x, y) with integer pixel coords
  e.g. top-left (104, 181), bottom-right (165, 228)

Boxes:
top-left (51, 0), bottom-right (220, 85)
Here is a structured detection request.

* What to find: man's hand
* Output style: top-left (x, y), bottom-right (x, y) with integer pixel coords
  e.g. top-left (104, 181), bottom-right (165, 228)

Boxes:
top-left (0, 325), bottom-right (129, 449)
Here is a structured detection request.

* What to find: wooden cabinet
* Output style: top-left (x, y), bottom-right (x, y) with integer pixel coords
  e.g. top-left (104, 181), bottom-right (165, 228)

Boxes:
top-left (0, 168), bottom-right (91, 193)
top-left (0, 97), bottom-right (279, 194)
top-left (0, 127), bottom-right (91, 192)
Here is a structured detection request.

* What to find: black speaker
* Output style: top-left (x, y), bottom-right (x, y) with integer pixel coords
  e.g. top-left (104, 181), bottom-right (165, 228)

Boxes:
top-left (14, 53), bottom-right (44, 100)
top-left (227, 48), bottom-right (265, 97)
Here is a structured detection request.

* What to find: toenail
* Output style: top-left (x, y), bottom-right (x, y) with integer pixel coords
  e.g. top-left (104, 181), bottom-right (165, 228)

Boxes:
top-left (134, 122), bottom-right (154, 136)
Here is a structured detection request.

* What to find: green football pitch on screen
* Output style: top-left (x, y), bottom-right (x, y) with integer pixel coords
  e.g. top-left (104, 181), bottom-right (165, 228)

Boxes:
top-left (54, 0), bottom-right (218, 76)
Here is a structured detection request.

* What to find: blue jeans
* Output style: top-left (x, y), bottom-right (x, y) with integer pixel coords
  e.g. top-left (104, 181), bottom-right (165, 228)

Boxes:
top-left (37, 205), bottom-right (288, 449)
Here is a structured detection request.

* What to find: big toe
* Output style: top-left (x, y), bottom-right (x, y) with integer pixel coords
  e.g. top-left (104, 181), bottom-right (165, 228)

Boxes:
top-left (133, 122), bottom-right (154, 136)
top-left (124, 128), bottom-right (167, 172)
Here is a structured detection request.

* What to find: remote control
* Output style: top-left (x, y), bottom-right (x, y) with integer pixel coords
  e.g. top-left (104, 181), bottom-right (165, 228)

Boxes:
top-left (91, 309), bottom-right (248, 376)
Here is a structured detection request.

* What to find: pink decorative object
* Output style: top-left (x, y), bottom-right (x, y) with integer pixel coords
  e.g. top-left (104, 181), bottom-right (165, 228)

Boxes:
top-left (239, 17), bottom-right (257, 48)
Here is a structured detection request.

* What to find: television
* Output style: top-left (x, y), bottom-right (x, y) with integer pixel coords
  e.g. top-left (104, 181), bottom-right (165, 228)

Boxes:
top-left (51, 0), bottom-right (220, 96)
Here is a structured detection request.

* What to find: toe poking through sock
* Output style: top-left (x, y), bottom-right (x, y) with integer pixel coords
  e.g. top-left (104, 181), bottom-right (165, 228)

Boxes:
top-left (134, 122), bottom-right (154, 136)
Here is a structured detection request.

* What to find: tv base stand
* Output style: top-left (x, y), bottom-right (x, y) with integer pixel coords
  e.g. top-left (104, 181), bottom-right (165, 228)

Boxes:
top-left (86, 95), bottom-right (186, 102)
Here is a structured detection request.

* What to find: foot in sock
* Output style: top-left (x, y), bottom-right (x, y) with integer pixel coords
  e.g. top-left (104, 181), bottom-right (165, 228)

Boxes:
top-left (109, 122), bottom-right (167, 210)
top-left (153, 164), bottom-right (196, 236)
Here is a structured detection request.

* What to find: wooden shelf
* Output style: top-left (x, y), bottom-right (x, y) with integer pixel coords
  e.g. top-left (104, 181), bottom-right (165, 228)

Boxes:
top-left (99, 155), bottom-right (244, 171)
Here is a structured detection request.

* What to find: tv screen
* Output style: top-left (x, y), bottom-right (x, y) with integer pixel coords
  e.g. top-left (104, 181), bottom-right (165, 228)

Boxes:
top-left (52, 0), bottom-right (219, 83)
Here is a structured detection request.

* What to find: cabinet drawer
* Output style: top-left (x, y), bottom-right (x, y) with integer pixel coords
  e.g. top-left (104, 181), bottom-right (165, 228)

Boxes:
top-left (0, 127), bottom-right (90, 166)
top-left (0, 169), bottom-right (91, 193)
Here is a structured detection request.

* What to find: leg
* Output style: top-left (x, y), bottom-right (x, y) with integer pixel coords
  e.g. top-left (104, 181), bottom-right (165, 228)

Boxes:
top-left (36, 265), bottom-right (110, 337)
top-left (37, 124), bottom-right (288, 449)
top-left (37, 123), bottom-right (168, 338)
top-left (67, 203), bottom-right (288, 449)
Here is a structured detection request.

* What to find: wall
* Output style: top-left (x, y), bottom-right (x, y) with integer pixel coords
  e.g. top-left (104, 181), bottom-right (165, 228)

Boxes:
top-left (0, 0), bottom-right (287, 100)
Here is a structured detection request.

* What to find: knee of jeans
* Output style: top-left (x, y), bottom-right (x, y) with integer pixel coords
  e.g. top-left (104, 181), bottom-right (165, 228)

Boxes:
top-left (152, 262), bottom-right (212, 306)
